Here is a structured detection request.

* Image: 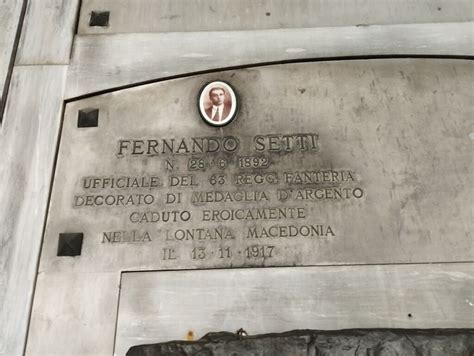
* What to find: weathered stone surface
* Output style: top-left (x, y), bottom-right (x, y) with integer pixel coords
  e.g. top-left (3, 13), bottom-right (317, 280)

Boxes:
top-left (114, 266), bottom-right (474, 354)
top-left (1, 65), bottom-right (68, 356)
top-left (2, 3), bottom-right (471, 356)
top-left (66, 23), bottom-right (473, 99)
top-left (78, 0), bottom-right (473, 34)
top-left (43, 59), bottom-right (473, 274)
top-left (127, 329), bottom-right (474, 356)
top-left (26, 59), bottom-right (474, 354)
top-left (15, 0), bottom-right (80, 65)
top-left (0, 0), bottom-right (23, 106)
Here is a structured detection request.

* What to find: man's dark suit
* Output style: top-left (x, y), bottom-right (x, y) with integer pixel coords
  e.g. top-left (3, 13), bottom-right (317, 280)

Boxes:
top-left (205, 104), bottom-right (231, 122)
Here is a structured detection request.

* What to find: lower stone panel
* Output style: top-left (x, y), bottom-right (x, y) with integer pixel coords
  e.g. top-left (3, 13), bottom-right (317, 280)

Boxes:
top-left (114, 264), bottom-right (473, 355)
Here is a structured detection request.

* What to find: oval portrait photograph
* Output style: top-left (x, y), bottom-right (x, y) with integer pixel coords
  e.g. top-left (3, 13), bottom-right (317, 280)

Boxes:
top-left (198, 81), bottom-right (238, 127)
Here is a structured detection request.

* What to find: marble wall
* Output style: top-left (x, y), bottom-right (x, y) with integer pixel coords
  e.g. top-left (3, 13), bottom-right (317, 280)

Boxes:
top-left (0, 1), bottom-right (472, 355)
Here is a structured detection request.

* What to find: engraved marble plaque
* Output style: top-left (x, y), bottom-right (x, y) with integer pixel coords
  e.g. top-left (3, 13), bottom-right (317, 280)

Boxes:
top-left (40, 59), bottom-right (472, 273)
top-left (26, 59), bottom-right (474, 355)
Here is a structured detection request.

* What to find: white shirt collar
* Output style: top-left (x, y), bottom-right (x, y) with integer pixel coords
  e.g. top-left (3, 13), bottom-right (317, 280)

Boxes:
top-left (211, 104), bottom-right (224, 120)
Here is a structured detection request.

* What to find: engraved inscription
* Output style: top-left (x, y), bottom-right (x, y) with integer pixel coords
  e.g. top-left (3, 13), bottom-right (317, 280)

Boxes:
top-left (70, 131), bottom-right (364, 266)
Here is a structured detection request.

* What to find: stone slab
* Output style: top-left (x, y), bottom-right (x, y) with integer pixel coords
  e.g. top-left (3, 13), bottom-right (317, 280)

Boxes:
top-left (0, 0), bottom-right (23, 114)
top-left (127, 329), bottom-right (474, 356)
top-left (77, 0), bottom-right (473, 34)
top-left (25, 271), bottom-right (119, 356)
top-left (15, 0), bottom-right (80, 65)
top-left (65, 22), bottom-right (474, 99)
top-left (43, 59), bottom-right (473, 276)
top-left (26, 59), bottom-right (474, 355)
top-left (0, 65), bottom-right (68, 356)
top-left (116, 265), bottom-right (474, 355)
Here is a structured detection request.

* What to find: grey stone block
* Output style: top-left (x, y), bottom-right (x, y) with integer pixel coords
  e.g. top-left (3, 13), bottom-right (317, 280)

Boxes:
top-left (127, 329), bottom-right (474, 356)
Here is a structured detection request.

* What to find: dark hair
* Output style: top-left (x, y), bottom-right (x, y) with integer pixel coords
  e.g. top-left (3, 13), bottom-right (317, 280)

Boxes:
top-left (209, 87), bottom-right (226, 97)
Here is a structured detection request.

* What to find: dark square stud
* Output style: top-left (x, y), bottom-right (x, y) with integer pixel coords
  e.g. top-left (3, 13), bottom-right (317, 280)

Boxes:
top-left (78, 108), bottom-right (99, 128)
top-left (57, 233), bottom-right (83, 257)
top-left (89, 11), bottom-right (110, 27)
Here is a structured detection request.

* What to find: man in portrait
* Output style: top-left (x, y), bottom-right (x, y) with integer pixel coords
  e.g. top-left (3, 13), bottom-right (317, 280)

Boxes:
top-left (205, 87), bottom-right (231, 122)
